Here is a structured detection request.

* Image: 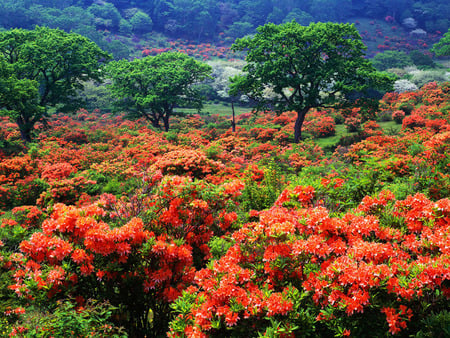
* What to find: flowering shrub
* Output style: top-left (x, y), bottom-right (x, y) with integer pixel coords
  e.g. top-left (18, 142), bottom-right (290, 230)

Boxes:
top-left (344, 116), bottom-right (362, 132)
top-left (5, 169), bottom-right (243, 336)
top-left (168, 191), bottom-right (450, 337)
top-left (304, 115), bottom-right (336, 138)
top-left (9, 202), bottom-right (195, 336)
top-left (151, 149), bottom-right (224, 180)
top-left (287, 141), bottom-right (326, 172)
top-left (392, 110), bottom-right (405, 124)
top-left (363, 121), bottom-right (383, 137)
top-left (402, 114), bottom-right (426, 129)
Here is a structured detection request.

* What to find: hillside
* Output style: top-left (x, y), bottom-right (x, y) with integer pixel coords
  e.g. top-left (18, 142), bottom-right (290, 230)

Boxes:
top-left (0, 0), bottom-right (448, 59)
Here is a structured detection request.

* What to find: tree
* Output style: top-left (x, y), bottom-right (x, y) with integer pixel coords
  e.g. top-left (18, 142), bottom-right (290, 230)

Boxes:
top-left (282, 9), bottom-right (314, 25)
top-left (229, 21), bottom-right (394, 143)
top-left (0, 27), bottom-right (110, 142)
top-left (0, 61), bottom-right (43, 142)
top-left (309, 0), bottom-right (351, 22)
top-left (87, 2), bottom-right (122, 31)
top-left (371, 50), bottom-right (413, 71)
top-left (130, 10), bottom-right (153, 34)
top-left (432, 27), bottom-right (450, 56)
top-left (107, 52), bottom-right (211, 131)
top-left (225, 21), bottom-right (254, 39)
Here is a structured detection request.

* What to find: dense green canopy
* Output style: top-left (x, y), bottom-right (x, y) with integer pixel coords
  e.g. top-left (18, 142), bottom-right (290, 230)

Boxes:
top-left (230, 21), bottom-right (394, 143)
top-left (107, 52), bottom-right (212, 131)
top-left (0, 26), bottom-right (110, 142)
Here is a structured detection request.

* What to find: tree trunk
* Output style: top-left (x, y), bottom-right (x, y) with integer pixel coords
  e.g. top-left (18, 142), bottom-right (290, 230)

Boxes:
top-left (294, 108), bottom-right (309, 143)
top-left (162, 113), bottom-right (170, 132)
top-left (231, 102), bottom-right (236, 132)
top-left (150, 118), bottom-right (160, 129)
top-left (19, 128), bottom-right (32, 143)
top-left (16, 118), bottom-right (32, 143)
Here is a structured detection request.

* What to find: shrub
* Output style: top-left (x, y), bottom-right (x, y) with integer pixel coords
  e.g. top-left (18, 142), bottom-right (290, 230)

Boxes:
top-left (392, 110), bottom-right (405, 124)
top-left (398, 102), bottom-right (415, 114)
top-left (338, 132), bottom-right (367, 146)
top-left (239, 163), bottom-right (286, 211)
top-left (411, 70), bottom-right (448, 88)
top-left (393, 79), bottom-right (418, 93)
top-left (168, 192), bottom-right (450, 337)
top-left (151, 149), bottom-right (224, 179)
top-left (9, 300), bottom-right (125, 337)
top-left (344, 116), bottom-right (362, 132)
top-left (130, 11), bottom-right (153, 34)
top-left (304, 116), bottom-right (336, 138)
top-left (363, 120), bottom-right (382, 136)
top-left (402, 114), bottom-right (426, 129)
top-left (376, 110), bottom-right (393, 122)
top-left (371, 51), bottom-right (412, 71)
top-left (409, 50), bottom-right (436, 68)
top-left (333, 112), bottom-right (345, 124)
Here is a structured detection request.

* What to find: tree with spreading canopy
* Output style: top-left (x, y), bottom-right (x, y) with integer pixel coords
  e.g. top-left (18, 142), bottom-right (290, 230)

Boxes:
top-left (0, 26), bottom-right (110, 142)
top-left (229, 21), bottom-right (394, 143)
top-left (107, 52), bottom-right (212, 132)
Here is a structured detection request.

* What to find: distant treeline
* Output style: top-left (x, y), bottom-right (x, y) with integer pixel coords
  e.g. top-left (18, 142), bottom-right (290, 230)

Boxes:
top-left (0, 0), bottom-right (449, 43)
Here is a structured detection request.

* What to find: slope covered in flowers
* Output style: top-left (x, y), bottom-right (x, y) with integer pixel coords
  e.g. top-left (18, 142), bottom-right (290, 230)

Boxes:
top-left (0, 82), bottom-right (449, 336)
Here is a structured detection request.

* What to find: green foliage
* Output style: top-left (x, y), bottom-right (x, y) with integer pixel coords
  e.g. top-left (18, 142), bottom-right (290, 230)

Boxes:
top-left (78, 81), bottom-right (116, 112)
top-left (0, 61), bottom-right (43, 142)
top-left (0, 26), bottom-right (110, 142)
top-left (225, 21), bottom-right (254, 39)
top-left (309, 0), bottom-right (351, 21)
top-left (0, 0), bottom-right (449, 52)
top-left (119, 19), bottom-right (132, 35)
top-left (230, 21), bottom-right (394, 142)
top-left (107, 52), bottom-right (212, 131)
top-left (398, 102), bottom-right (415, 114)
top-left (29, 5), bottom-right (95, 32)
top-left (240, 162), bottom-right (286, 211)
top-left (409, 51), bottom-right (436, 69)
top-left (414, 310), bottom-right (450, 338)
top-left (130, 10), bottom-right (153, 34)
top-left (14, 300), bottom-right (126, 337)
top-left (208, 236), bottom-right (234, 261)
top-left (88, 2), bottom-right (122, 31)
top-left (371, 50), bottom-right (413, 71)
top-left (432, 27), bottom-right (450, 56)
top-left (282, 9), bottom-right (314, 25)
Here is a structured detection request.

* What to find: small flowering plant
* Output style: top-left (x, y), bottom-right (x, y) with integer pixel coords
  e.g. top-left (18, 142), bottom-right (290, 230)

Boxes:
top-left (392, 110), bottom-right (405, 124)
top-left (344, 116), bottom-right (362, 132)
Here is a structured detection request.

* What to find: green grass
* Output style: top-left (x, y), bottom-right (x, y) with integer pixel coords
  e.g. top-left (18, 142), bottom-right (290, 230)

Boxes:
top-left (314, 120), bottom-right (402, 148)
top-left (313, 124), bottom-right (348, 148)
top-left (175, 102), bottom-right (252, 116)
top-left (378, 120), bottom-right (402, 135)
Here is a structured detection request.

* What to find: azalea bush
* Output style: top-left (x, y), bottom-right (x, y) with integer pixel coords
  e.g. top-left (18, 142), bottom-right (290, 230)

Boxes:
top-left (168, 189), bottom-right (450, 337)
top-left (4, 170), bottom-right (244, 336)
top-left (344, 116), bottom-right (362, 132)
top-left (392, 110), bottom-right (405, 124)
top-left (304, 115), bottom-right (336, 138)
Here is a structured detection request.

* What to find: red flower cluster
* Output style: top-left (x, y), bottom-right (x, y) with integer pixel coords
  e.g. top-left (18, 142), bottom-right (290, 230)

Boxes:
top-left (169, 189), bottom-right (450, 336)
